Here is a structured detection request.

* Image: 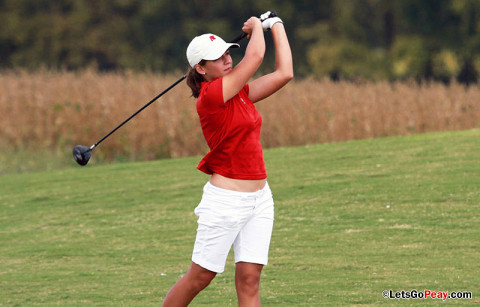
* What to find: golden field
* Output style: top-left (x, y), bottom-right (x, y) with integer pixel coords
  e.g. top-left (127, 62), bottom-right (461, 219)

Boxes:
top-left (1, 69), bottom-right (479, 172)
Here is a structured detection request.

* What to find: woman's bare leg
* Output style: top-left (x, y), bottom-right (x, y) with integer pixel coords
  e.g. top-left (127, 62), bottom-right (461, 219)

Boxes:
top-left (235, 262), bottom-right (263, 307)
top-left (162, 262), bottom-right (216, 307)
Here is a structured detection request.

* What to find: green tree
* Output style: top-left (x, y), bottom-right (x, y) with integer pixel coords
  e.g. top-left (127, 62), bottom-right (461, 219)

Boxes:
top-left (0, 0), bottom-right (479, 82)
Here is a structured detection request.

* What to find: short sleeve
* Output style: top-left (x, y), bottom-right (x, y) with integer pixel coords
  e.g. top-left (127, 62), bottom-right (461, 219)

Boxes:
top-left (201, 78), bottom-right (224, 108)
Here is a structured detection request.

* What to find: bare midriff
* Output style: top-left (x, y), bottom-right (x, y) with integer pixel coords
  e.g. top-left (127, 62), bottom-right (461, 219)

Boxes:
top-left (210, 173), bottom-right (266, 192)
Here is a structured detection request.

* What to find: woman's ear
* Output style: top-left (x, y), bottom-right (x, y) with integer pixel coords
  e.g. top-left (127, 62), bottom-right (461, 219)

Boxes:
top-left (195, 64), bottom-right (206, 75)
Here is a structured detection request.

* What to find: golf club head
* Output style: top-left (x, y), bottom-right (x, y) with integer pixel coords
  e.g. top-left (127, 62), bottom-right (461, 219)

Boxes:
top-left (73, 145), bottom-right (92, 166)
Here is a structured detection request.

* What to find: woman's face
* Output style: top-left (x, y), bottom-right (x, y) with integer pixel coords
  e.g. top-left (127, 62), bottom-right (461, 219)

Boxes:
top-left (198, 50), bottom-right (233, 81)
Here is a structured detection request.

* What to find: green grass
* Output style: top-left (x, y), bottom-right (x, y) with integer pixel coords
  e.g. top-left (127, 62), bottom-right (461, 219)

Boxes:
top-left (1, 129), bottom-right (479, 306)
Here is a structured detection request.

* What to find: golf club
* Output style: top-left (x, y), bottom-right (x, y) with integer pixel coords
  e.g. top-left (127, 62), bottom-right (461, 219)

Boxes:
top-left (73, 12), bottom-right (277, 166)
top-left (72, 75), bottom-right (186, 166)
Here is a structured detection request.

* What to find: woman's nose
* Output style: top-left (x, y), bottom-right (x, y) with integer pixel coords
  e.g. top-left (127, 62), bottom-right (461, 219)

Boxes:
top-left (222, 54), bottom-right (231, 63)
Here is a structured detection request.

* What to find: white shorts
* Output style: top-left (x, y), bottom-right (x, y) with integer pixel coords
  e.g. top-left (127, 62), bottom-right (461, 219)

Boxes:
top-left (192, 181), bottom-right (274, 273)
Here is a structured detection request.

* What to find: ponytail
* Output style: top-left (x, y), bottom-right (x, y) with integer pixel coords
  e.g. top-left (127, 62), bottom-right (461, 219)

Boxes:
top-left (186, 60), bottom-right (206, 98)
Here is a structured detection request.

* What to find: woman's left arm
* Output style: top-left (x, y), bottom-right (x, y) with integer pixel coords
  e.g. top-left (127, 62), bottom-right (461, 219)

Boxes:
top-left (248, 22), bottom-right (294, 103)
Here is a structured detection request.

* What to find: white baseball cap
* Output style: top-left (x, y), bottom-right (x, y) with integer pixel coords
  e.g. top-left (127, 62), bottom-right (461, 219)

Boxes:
top-left (186, 33), bottom-right (240, 68)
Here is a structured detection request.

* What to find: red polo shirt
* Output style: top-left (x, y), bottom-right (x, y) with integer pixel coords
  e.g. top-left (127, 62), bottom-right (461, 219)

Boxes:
top-left (196, 77), bottom-right (267, 180)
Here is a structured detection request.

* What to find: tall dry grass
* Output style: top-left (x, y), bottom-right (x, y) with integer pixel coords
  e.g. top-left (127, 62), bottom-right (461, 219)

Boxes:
top-left (1, 69), bottom-right (479, 172)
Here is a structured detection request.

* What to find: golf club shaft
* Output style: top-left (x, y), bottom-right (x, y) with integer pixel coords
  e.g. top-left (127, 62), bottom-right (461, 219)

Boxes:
top-left (231, 32), bottom-right (247, 43)
top-left (91, 74), bottom-right (186, 149)
top-left (89, 33), bottom-right (248, 150)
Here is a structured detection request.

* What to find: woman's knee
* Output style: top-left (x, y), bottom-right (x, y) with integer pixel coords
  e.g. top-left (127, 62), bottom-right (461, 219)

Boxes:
top-left (235, 263), bottom-right (262, 295)
top-left (237, 274), bottom-right (260, 294)
top-left (187, 263), bottom-right (217, 292)
top-left (191, 273), bottom-right (214, 292)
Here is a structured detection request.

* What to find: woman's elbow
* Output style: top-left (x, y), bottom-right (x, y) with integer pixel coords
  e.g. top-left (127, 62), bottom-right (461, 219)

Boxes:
top-left (286, 70), bottom-right (294, 82)
top-left (247, 50), bottom-right (265, 68)
top-left (282, 69), bottom-right (294, 83)
top-left (255, 51), bottom-right (265, 65)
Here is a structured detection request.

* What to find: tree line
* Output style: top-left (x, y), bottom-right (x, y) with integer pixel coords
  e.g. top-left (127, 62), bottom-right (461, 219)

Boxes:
top-left (1, 0), bottom-right (479, 83)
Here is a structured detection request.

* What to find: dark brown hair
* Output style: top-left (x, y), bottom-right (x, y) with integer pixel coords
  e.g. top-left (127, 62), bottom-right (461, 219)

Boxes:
top-left (186, 60), bottom-right (207, 98)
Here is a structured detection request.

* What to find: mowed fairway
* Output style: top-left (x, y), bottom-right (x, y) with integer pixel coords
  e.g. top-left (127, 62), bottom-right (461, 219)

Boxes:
top-left (1, 129), bottom-right (479, 306)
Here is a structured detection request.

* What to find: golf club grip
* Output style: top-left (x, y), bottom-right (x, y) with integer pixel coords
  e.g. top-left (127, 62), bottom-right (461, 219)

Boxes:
top-left (230, 11), bottom-right (277, 43)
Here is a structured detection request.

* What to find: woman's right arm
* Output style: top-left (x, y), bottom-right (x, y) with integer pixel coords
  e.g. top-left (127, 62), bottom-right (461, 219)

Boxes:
top-left (222, 17), bottom-right (265, 102)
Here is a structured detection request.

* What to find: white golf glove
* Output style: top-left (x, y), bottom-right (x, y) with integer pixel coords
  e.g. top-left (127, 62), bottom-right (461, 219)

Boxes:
top-left (260, 11), bottom-right (283, 31)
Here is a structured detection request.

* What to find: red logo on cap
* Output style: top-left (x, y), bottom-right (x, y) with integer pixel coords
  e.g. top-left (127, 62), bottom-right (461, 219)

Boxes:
top-left (210, 35), bottom-right (216, 41)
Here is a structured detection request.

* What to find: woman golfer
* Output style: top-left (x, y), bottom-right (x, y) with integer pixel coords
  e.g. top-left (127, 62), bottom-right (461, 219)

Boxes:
top-left (162, 12), bottom-right (293, 306)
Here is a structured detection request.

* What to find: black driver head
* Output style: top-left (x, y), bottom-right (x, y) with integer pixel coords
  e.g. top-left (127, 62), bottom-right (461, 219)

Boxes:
top-left (73, 145), bottom-right (92, 166)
